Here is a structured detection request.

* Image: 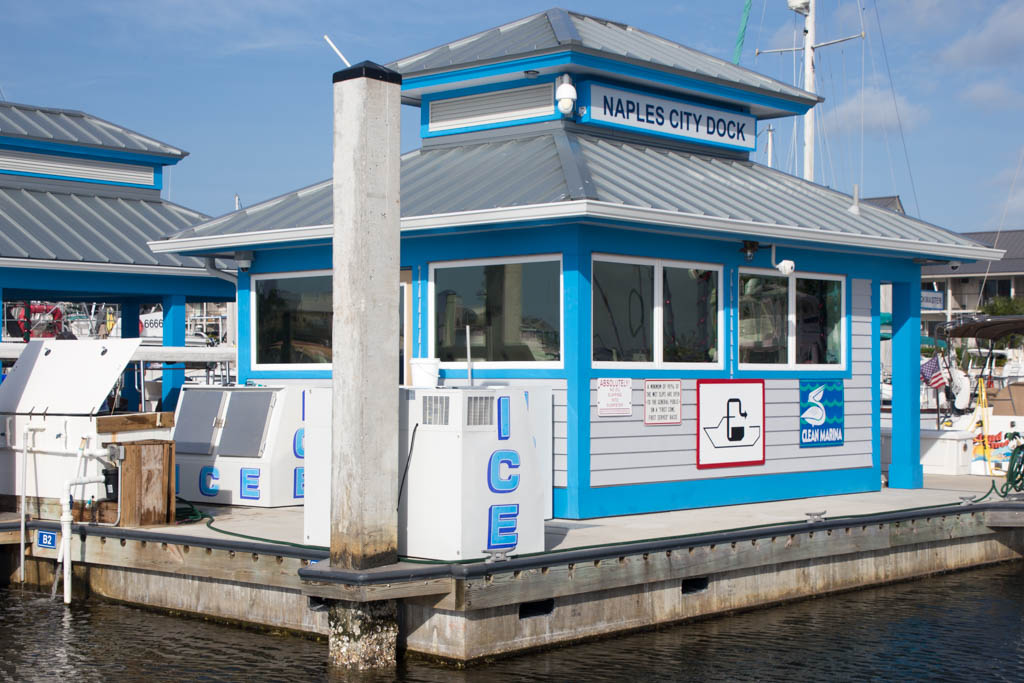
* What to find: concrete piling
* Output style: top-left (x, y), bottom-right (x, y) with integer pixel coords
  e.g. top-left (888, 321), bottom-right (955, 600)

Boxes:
top-left (327, 60), bottom-right (403, 668)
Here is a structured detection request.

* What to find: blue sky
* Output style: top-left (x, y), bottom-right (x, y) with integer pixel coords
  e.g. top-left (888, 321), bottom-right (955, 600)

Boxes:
top-left (2, 1), bottom-right (1022, 233)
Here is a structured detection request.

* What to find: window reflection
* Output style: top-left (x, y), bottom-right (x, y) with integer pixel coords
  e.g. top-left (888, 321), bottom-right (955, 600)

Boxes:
top-left (255, 275), bottom-right (332, 364)
top-left (739, 274), bottom-right (788, 364)
top-left (592, 261), bottom-right (653, 362)
top-left (434, 260), bottom-right (560, 362)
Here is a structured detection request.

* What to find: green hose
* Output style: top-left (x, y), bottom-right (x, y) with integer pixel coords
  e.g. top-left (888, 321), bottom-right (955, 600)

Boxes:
top-left (971, 433), bottom-right (1024, 503)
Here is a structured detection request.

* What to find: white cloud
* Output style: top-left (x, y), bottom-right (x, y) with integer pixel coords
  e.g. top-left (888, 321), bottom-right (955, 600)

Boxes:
top-left (942, 1), bottom-right (1024, 67)
top-left (827, 86), bottom-right (929, 133)
top-left (959, 79), bottom-right (1024, 109)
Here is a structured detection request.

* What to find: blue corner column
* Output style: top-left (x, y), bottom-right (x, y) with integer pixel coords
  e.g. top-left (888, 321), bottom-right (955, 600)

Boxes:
top-left (120, 302), bottom-right (141, 411)
top-left (889, 280), bottom-right (922, 488)
top-left (162, 295), bottom-right (186, 411)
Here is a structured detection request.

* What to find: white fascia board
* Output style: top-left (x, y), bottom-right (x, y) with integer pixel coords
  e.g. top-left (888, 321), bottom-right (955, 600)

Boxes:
top-left (0, 257), bottom-right (215, 277)
top-left (151, 200), bottom-right (1005, 262)
top-left (148, 225), bottom-right (332, 253)
top-left (402, 200), bottom-right (1006, 262)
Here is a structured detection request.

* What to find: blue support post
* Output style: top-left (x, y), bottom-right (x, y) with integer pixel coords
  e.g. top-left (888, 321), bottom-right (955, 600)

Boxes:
top-left (120, 302), bottom-right (141, 411)
top-left (162, 295), bottom-right (186, 411)
top-left (889, 281), bottom-right (922, 488)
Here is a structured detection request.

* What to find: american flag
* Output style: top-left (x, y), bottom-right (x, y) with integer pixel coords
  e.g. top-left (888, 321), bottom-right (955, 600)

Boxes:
top-left (920, 355), bottom-right (947, 389)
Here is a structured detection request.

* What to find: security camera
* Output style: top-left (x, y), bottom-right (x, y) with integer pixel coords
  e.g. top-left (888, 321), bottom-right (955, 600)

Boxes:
top-left (555, 74), bottom-right (577, 117)
top-left (949, 261), bottom-right (961, 271)
top-left (776, 259), bottom-right (795, 276)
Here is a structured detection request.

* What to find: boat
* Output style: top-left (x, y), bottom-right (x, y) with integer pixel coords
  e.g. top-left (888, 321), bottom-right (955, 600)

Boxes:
top-left (933, 315), bottom-right (1024, 475)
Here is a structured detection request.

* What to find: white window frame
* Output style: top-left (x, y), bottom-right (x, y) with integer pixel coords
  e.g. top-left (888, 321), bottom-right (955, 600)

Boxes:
top-left (250, 269), bottom-right (332, 371)
top-left (591, 254), bottom-right (725, 370)
top-left (428, 254), bottom-right (564, 370)
top-left (737, 267), bottom-right (846, 371)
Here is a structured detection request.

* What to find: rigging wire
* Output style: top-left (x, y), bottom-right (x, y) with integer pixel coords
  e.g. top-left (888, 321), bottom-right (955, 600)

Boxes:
top-left (863, 6), bottom-right (899, 203)
top-left (872, 0), bottom-right (921, 217)
top-left (974, 146), bottom-right (1024, 311)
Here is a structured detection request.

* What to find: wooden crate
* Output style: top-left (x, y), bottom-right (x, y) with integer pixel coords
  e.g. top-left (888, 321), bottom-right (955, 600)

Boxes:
top-left (105, 439), bottom-right (176, 527)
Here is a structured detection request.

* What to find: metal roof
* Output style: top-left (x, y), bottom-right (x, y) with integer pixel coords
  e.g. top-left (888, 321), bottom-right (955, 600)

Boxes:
top-left (0, 183), bottom-right (214, 269)
top-left (390, 8), bottom-right (815, 105)
top-left (153, 128), bottom-right (998, 262)
top-left (0, 101), bottom-right (186, 160)
top-left (923, 230), bottom-right (1024, 276)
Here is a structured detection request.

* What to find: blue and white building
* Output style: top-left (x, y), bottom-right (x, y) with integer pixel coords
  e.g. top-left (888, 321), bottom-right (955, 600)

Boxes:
top-left (150, 10), bottom-right (1001, 518)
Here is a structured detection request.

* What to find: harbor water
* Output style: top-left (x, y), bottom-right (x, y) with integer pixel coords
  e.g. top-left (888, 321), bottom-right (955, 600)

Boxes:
top-left (3, 560), bottom-right (1023, 681)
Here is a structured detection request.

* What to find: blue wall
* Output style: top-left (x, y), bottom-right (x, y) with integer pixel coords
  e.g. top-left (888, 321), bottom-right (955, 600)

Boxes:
top-left (237, 221), bottom-right (921, 518)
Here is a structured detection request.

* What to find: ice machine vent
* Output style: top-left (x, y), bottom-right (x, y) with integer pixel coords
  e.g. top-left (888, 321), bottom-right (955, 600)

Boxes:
top-left (466, 396), bottom-right (494, 426)
top-left (422, 395), bottom-right (450, 425)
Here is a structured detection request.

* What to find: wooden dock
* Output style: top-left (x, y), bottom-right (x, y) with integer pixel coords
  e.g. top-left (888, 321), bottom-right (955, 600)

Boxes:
top-left (4, 475), bottom-right (1024, 661)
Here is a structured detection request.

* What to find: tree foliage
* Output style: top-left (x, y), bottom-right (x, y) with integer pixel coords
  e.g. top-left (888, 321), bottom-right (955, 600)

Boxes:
top-left (981, 296), bottom-right (1024, 316)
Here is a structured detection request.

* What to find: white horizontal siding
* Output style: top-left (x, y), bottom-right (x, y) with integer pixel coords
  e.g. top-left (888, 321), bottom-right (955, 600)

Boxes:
top-left (0, 148), bottom-right (154, 186)
top-left (429, 83), bottom-right (554, 132)
top-left (588, 281), bottom-right (876, 486)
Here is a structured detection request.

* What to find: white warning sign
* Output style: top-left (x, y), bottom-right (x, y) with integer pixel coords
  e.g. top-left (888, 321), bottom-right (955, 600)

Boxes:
top-left (644, 379), bottom-right (682, 425)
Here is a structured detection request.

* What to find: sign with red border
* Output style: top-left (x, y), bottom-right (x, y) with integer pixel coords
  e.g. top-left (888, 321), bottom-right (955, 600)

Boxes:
top-left (644, 379), bottom-right (682, 425)
top-left (696, 379), bottom-right (765, 469)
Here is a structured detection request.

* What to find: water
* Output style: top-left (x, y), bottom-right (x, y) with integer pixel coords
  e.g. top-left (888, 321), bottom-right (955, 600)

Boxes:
top-left (3, 561), bottom-right (1024, 682)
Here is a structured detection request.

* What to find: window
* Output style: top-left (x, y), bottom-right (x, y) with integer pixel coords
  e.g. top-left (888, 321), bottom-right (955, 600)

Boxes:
top-left (430, 256), bottom-right (562, 366)
top-left (982, 279), bottom-right (1011, 306)
top-left (252, 271), bottom-right (332, 367)
top-left (739, 269), bottom-right (844, 368)
top-left (593, 255), bottom-right (721, 367)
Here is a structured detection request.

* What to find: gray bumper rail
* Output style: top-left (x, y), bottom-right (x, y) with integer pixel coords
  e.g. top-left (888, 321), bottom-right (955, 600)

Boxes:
top-left (7, 499), bottom-right (1021, 587)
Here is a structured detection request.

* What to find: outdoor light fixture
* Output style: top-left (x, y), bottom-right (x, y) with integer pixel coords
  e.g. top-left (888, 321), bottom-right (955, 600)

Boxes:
top-left (555, 73), bottom-right (577, 116)
top-left (235, 250), bottom-right (253, 272)
top-left (524, 69), bottom-right (540, 79)
top-left (741, 240), bottom-right (759, 262)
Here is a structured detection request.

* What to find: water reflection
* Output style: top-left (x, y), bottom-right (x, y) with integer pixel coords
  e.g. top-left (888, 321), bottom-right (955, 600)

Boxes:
top-left (3, 561), bottom-right (1023, 681)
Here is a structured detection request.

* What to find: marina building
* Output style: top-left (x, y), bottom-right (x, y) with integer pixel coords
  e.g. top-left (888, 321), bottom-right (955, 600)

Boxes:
top-left (152, 9), bottom-right (1001, 518)
top-left (921, 229), bottom-right (1024, 335)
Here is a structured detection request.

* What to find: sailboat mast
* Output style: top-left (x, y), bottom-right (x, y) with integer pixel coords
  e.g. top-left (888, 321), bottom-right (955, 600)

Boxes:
top-left (802, 0), bottom-right (816, 183)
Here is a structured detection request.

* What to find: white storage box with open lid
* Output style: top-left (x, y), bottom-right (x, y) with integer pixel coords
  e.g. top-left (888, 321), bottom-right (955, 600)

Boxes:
top-left (0, 338), bottom-right (172, 509)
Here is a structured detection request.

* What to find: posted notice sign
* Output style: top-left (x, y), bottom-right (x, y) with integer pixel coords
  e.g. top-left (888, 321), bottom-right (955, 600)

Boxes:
top-left (644, 379), bottom-right (682, 425)
top-left (597, 378), bottom-right (633, 417)
top-left (584, 83), bottom-right (757, 152)
top-left (696, 379), bottom-right (765, 468)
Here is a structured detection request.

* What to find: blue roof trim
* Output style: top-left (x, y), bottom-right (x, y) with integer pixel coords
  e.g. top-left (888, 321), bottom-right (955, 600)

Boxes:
top-left (0, 136), bottom-right (184, 166)
top-left (401, 51), bottom-right (812, 117)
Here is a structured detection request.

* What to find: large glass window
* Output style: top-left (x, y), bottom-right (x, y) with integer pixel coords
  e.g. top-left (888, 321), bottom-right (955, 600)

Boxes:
top-left (796, 278), bottom-right (842, 364)
top-left (739, 270), bottom-right (845, 368)
top-left (433, 257), bottom-right (561, 364)
top-left (254, 273), bottom-right (332, 365)
top-left (739, 273), bottom-right (788, 364)
top-left (593, 261), bottom-right (653, 362)
top-left (664, 266), bottom-right (719, 363)
top-left (593, 256), bottom-right (721, 366)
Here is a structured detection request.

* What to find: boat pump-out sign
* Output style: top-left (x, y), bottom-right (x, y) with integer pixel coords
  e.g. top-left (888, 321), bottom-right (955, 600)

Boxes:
top-left (799, 381), bottom-right (844, 448)
top-left (696, 379), bottom-right (765, 468)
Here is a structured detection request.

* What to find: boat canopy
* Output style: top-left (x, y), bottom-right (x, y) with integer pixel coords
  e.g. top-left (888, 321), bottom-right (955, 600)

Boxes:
top-left (937, 315), bottom-right (1024, 341)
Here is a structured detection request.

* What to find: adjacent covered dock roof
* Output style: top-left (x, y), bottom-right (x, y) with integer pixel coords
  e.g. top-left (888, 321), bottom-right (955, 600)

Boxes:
top-left (0, 101), bottom-right (186, 160)
top-left (0, 178), bottom-right (217, 272)
top-left (151, 126), bottom-right (1001, 263)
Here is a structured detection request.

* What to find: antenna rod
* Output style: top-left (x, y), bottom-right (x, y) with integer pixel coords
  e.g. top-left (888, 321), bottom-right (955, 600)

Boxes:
top-left (323, 35), bottom-right (351, 67)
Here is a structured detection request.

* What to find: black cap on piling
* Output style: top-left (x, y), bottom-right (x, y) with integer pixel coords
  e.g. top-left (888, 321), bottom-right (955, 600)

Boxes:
top-left (332, 61), bottom-right (402, 85)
